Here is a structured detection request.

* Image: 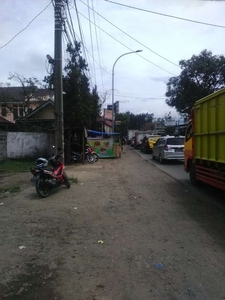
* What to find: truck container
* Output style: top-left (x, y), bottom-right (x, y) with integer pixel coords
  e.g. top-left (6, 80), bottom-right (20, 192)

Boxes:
top-left (134, 131), bottom-right (153, 149)
top-left (127, 129), bottom-right (137, 145)
top-left (184, 88), bottom-right (225, 190)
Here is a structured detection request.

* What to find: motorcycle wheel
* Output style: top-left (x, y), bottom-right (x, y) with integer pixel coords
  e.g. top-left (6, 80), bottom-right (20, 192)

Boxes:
top-left (62, 173), bottom-right (70, 188)
top-left (86, 154), bottom-right (95, 164)
top-left (35, 179), bottom-right (50, 198)
top-left (93, 153), bottom-right (99, 162)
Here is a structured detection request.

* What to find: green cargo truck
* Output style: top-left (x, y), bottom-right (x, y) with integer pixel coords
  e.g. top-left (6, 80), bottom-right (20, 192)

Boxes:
top-left (184, 88), bottom-right (225, 190)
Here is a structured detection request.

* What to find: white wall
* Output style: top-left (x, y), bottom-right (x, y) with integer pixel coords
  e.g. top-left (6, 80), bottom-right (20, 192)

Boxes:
top-left (7, 132), bottom-right (51, 159)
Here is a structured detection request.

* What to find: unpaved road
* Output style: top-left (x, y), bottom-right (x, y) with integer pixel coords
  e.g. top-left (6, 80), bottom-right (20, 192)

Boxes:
top-left (0, 146), bottom-right (225, 300)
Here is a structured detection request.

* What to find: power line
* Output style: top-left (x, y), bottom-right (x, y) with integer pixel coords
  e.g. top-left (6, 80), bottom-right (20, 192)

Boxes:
top-left (87, 0), bottom-right (97, 83)
top-left (104, 0), bottom-right (225, 29)
top-left (0, 1), bottom-right (52, 50)
top-left (91, 0), bottom-right (105, 91)
top-left (78, 10), bottom-right (176, 75)
top-left (79, 0), bottom-right (179, 67)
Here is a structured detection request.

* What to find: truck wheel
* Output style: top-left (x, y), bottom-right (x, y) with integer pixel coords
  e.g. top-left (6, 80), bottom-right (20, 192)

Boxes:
top-left (189, 163), bottom-right (201, 186)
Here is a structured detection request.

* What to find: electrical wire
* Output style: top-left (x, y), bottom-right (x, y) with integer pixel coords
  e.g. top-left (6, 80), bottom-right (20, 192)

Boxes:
top-left (0, 1), bottom-right (52, 50)
top-left (65, 1), bottom-right (77, 44)
top-left (73, 0), bottom-right (94, 87)
top-left (79, 0), bottom-right (179, 67)
top-left (91, 0), bottom-right (105, 91)
top-left (104, 0), bottom-right (225, 29)
top-left (87, 0), bottom-right (97, 83)
top-left (78, 10), bottom-right (176, 75)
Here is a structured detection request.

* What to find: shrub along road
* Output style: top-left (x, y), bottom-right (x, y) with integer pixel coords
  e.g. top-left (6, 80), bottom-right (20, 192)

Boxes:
top-left (0, 146), bottom-right (225, 300)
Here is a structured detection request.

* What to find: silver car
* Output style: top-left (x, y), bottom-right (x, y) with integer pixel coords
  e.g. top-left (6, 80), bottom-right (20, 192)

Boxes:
top-left (152, 136), bottom-right (184, 163)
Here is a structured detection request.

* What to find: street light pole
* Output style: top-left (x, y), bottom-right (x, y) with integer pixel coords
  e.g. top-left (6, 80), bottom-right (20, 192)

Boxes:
top-left (111, 50), bottom-right (142, 133)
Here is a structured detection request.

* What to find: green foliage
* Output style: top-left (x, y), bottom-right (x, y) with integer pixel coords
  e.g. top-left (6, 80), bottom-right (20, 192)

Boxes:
top-left (126, 111), bottom-right (154, 130)
top-left (115, 112), bottom-right (130, 137)
top-left (114, 111), bottom-right (154, 136)
top-left (63, 42), bottom-right (101, 128)
top-left (166, 49), bottom-right (225, 114)
top-left (0, 159), bottom-right (32, 174)
top-left (0, 185), bottom-right (20, 193)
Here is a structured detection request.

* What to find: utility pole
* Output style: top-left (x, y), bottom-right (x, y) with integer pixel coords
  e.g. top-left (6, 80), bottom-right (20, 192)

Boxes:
top-left (54, 0), bottom-right (64, 155)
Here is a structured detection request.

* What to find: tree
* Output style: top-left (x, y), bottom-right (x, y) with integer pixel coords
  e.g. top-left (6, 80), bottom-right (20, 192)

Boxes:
top-left (0, 73), bottom-right (43, 119)
top-left (114, 112), bottom-right (130, 137)
top-left (60, 42), bottom-right (101, 129)
top-left (166, 50), bottom-right (225, 114)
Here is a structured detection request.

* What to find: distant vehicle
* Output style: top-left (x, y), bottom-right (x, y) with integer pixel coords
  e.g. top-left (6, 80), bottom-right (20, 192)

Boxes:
top-left (152, 136), bottom-right (185, 163)
top-left (141, 135), bottom-right (161, 153)
top-left (127, 129), bottom-right (137, 145)
top-left (134, 131), bottom-right (154, 149)
top-left (134, 132), bottom-right (146, 149)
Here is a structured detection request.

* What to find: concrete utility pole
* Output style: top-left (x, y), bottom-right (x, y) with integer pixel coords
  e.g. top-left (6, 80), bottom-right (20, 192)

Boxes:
top-left (54, 0), bottom-right (64, 154)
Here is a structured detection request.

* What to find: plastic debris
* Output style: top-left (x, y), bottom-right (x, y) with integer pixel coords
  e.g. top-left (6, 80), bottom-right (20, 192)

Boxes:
top-left (0, 203), bottom-right (4, 206)
top-left (19, 246), bottom-right (26, 250)
top-left (80, 183), bottom-right (84, 185)
top-left (74, 207), bottom-right (77, 210)
top-left (16, 287), bottom-right (25, 296)
top-left (98, 240), bottom-right (104, 244)
top-left (154, 263), bottom-right (165, 269)
top-left (40, 273), bottom-right (52, 280)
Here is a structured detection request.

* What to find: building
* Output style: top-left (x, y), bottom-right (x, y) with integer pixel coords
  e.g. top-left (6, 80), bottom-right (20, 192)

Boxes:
top-left (0, 87), bottom-right (54, 124)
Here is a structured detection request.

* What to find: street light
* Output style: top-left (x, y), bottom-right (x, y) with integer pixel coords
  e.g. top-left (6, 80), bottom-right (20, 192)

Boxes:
top-left (111, 50), bottom-right (142, 133)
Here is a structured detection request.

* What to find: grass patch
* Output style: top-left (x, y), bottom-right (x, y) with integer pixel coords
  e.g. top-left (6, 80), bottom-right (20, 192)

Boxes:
top-left (69, 177), bottom-right (78, 184)
top-left (0, 185), bottom-right (20, 193)
top-left (0, 159), bottom-right (34, 174)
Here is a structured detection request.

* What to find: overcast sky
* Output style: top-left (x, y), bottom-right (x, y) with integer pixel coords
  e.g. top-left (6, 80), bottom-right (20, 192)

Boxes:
top-left (1, 0), bottom-right (225, 119)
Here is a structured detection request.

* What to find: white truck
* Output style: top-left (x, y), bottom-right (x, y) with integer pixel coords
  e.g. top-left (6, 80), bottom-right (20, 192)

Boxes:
top-left (127, 129), bottom-right (137, 145)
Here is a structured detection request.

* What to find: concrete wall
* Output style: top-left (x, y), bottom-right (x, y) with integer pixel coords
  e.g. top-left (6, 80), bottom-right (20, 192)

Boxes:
top-left (0, 132), bottom-right (7, 160)
top-left (7, 132), bottom-right (52, 159)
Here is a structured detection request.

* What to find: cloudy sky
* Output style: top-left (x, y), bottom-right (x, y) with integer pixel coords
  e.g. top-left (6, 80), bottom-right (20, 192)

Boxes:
top-left (1, 0), bottom-right (225, 118)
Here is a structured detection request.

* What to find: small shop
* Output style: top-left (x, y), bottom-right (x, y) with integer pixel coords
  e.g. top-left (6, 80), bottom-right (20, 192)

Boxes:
top-left (87, 130), bottom-right (122, 158)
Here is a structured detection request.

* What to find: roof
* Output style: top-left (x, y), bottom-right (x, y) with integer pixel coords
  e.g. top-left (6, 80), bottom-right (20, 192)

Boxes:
top-left (22, 99), bottom-right (54, 119)
top-left (0, 87), bottom-right (54, 103)
top-left (0, 115), bottom-right (14, 124)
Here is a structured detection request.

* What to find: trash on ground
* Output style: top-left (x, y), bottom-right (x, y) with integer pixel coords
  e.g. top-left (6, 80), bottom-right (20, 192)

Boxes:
top-left (19, 246), bottom-right (26, 250)
top-left (98, 240), bottom-right (104, 244)
top-left (16, 287), bottom-right (25, 296)
top-left (40, 273), bottom-right (52, 280)
top-left (154, 263), bottom-right (165, 269)
top-left (74, 207), bottom-right (77, 210)
top-left (0, 203), bottom-right (4, 206)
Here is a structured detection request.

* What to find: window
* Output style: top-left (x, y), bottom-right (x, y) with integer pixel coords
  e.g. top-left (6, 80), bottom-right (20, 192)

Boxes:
top-left (19, 105), bottom-right (23, 117)
top-left (166, 138), bottom-right (184, 145)
top-left (185, 124), bottom-right (193, 142)
top-left (1, 104), bottom-right (7, 117)
top-left (13, 104), bottom-right (18, 120)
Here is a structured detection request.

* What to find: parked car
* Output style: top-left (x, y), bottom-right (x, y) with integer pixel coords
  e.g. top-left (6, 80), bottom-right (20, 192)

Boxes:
top-left (141, 135), bottom-right (161, 153)
top-left (152, 136), bottom-right (185, 163)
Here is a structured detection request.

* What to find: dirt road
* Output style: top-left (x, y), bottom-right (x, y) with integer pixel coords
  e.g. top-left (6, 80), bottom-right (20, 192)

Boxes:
top-left (1, 146), bottom-right (225, 300)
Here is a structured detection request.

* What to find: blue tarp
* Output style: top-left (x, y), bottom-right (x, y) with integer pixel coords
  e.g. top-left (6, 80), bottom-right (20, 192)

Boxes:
top-left (87, 130), bottom-right (120, 135)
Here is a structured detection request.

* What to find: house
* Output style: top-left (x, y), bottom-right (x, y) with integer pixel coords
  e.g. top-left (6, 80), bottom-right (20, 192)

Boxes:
top-left (0, 116), bottom-right (16, 131)
top-left (16, 99), bottom-right (55, 132)
top-left (0, 86), bottom-right (54, 124)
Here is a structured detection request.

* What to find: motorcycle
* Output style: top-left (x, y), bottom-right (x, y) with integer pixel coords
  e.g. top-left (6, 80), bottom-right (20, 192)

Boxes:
top-left (71, 144), bottom-right (98, 164)
top-left (30, 153), bottom-right (70, 198)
